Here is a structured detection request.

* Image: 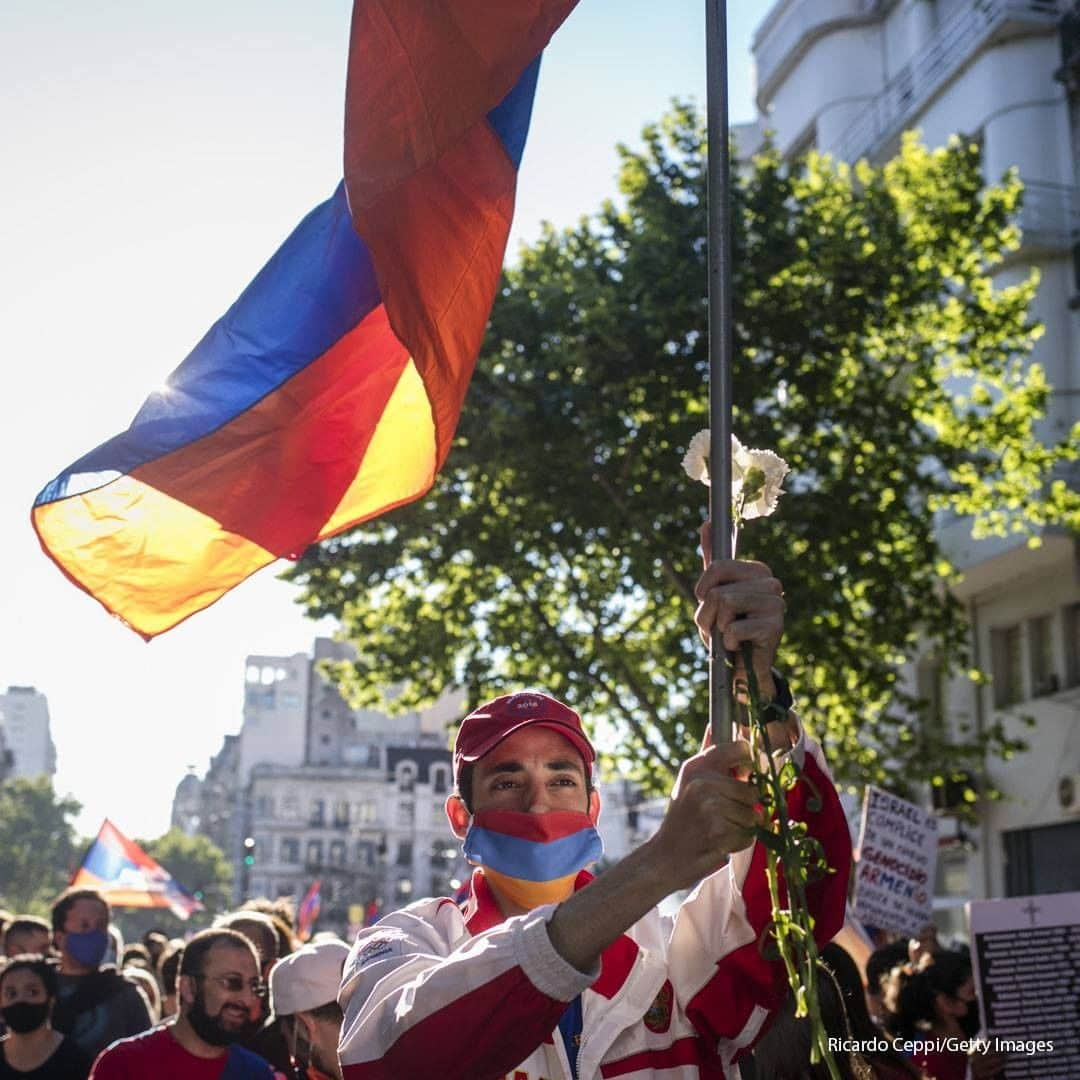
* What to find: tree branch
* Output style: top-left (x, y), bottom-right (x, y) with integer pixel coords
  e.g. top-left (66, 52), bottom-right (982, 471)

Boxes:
top-left (591, 469), bottom-right (699, 607)
top-left (509, 570), bottom-right (678, 775)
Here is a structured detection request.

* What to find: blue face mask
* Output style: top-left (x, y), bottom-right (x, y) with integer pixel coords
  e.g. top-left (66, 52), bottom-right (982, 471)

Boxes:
top-left (65, 928), bottom-right (109, 969)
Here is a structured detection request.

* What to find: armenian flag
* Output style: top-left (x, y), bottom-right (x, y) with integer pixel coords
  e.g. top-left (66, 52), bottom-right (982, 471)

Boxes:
top-left (297, 879), bottom-right (322, 941)
top-left (71, 819), bottom-right (203, 920)
top-left (32, 0), bottom-right (579, 639)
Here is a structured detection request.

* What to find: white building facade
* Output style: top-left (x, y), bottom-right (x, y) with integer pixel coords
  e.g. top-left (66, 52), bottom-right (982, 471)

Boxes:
top-left (0, 686), bottom-right (57, 780)
top-left (748, 0), bottom-right (1080, 924)
top-left (172, 639), bottom-right (467, 933)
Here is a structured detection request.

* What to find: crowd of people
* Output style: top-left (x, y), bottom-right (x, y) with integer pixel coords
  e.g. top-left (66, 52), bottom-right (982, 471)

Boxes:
top-left (0, 551), bottom-right (1009, 1079)
top-left (0, 893), bottom-right (346, 1078)
top-left (0, 893), bottom-right (1003, 1079)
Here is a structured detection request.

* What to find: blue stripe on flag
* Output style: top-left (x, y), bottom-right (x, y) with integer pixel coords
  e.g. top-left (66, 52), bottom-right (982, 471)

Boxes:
top-left (36, 184), bottom-right (380, 503)
top-left (486, 57), bottom-right (542, 170)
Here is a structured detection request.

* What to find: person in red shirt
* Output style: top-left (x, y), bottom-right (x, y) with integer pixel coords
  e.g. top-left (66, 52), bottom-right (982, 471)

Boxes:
top-left (89, 928), bottom-right (277, 1080)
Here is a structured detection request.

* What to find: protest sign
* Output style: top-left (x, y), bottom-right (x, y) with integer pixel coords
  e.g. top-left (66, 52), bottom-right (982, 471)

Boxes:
top-left (968, 892), bottom-right (1080, 1079)
top-left (852, 785), bottom-right (937, 936)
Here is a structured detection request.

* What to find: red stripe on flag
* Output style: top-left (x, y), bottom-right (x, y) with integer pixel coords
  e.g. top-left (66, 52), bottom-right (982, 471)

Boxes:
top-left (354, 121), bottom-right (516, 466)
top-left (133, 304), bottom-right (410, 557)
top-left (344, 0), bottom-right (579, 209)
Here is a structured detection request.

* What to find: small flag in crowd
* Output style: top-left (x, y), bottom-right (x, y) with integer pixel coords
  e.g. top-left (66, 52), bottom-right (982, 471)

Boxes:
top-left (364, 899), bottom-right (381, 927)
top-left (297, 879), bottom-right (322, 941)
top-left (32, 0), bottom-right (579, 639)
top-left (71, 819), bottom-right (203, 920)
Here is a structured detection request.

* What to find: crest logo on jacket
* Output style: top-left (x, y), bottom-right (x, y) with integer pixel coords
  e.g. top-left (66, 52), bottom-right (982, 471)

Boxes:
top-left (644, 980), bottom-right (674, 1034)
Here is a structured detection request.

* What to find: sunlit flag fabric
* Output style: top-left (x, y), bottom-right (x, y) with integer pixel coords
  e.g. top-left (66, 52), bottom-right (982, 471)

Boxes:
top-left (71, 819), bottom-right (203, 920)
top-left (32, 0), bottom-right (579, 639)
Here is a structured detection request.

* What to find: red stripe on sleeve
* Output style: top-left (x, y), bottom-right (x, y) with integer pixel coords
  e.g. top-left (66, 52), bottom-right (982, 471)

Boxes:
top-left (342, 965), bottom-right (565, 1079)
top-left (599, 1035), bottom-right (724, 1078)
top-left (591, 935), bottom-right (639, 999)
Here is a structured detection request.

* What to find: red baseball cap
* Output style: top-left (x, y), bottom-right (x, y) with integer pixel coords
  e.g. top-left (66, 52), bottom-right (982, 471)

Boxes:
top-left (453, 691), bottom-right (596, 782)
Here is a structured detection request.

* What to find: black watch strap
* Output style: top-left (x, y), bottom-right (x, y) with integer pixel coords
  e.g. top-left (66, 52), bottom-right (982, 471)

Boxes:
top-left (761, 669), bottom-right (793, 720)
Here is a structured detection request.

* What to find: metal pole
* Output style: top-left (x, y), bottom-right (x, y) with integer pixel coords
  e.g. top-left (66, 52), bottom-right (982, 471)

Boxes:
top-left (706, 0), bottom-right (735, 742)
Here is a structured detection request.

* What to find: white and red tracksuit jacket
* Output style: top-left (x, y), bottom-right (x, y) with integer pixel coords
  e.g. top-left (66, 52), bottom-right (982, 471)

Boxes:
top-left (338, 731), bottom-right (851, 1080)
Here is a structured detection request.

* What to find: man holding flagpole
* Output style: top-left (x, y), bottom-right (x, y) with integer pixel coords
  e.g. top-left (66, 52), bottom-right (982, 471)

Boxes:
top-left (337, 555), bottom-right (851, 1079)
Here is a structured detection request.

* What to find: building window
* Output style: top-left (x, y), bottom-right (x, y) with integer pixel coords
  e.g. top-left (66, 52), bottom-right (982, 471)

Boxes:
top-left (395, 878), bottom-right (414, 902)
top-left (396, 840), bottom-right (413, 868)
top-left (355, 800), bottom-right (377, 825)
top-left (430, 839), bottom-right (457, 868)
top-left (329, 840), bottom-right (346, 867)
top-left (334, 801), bottom-right (350, 828)
top-left (431, 764), bottom-right (450, 795)
top-left (281, 793), bottom-right (300, 820)
top-left (255, 796), bottom-right (274, 820)
top-left (990, 625), bottom-right (1022, 708)
top-left (1028, 614), bottom-right (1057, 697)
top-left (397, 800), bottom-right (415, 826)
top-left (367, 745), bottom-right (381, 768)
top-left (280, 838), bottom-right (300, 864)
top-left (916, 656), bottom-right (945, 734)
top-left (310, 800), bottom-right (325, 827)
top-left (397, 762), bottom-right (417, 793)
top-left (306, 840), bottom-right (323, 868)
top-left (1066, 603), bottom-right (1080, 688)
top-left (356, 840), bottom-right (376, 867)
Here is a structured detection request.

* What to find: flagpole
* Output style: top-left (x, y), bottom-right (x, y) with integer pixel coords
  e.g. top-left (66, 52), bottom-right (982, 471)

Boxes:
top-left (705, 0), bottom-right (735, 743)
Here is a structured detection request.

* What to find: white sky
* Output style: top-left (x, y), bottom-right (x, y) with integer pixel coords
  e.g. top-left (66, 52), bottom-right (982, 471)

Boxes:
top-left (0, 0), bottom-right (761, 841)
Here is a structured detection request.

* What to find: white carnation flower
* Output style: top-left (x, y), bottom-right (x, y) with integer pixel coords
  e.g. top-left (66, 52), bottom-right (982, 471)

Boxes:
top-left (682, 428), bottom-right (789, 521)
top-left (681, 429), bottom-right (712, 484)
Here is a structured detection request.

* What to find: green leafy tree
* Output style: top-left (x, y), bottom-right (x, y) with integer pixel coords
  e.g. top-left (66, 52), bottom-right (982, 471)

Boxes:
top-left (287, 104), bottom-right (1079, 804)
top-left (116, 829), bottom-right (233, 941)
top-left (0, 778), bottom-right (81, 916)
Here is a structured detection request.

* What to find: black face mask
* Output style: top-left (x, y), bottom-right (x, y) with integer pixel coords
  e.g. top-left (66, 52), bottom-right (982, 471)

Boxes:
top-left (186, 991), bottom-right (260, 1047)
top-left (1, 1001), bottom-right (51, 1035)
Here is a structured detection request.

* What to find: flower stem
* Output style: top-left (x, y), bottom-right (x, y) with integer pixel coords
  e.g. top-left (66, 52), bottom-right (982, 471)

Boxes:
top-left (740, 642), bottom-right (841, 1080)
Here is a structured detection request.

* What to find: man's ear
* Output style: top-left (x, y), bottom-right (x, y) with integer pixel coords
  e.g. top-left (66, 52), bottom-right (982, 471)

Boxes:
top-left (445, 794), bottom-right (471, 839)
top-left (177, 973), bottom-right (197, 1007)
top-left (588, 787), bottom-right (601, 825)
top-left (297, 1010), bottom-right (317, 1042)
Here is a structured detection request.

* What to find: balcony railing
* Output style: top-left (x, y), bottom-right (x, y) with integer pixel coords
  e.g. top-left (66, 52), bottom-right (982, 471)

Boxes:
top-left (1019, 180), bottom-right (1080, 250)
top-left (831, 0), bottom-right (1062, 164)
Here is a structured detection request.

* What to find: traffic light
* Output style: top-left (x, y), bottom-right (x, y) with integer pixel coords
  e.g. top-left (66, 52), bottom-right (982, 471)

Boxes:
top-left (243, 836), bottom-right (256, 867)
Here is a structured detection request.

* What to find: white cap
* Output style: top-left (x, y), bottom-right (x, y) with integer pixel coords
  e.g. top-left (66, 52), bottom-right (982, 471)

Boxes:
top-left (269, 939), bottom-right (349, 1016)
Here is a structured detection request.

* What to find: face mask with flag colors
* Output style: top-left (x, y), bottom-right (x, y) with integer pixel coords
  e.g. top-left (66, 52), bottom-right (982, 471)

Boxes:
top-left (463, 808), bottom-right (603, 909)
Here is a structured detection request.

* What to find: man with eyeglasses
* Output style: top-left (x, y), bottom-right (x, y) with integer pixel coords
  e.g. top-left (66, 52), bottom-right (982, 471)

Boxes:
top-left (88, 928), bottom-right (280, 1079)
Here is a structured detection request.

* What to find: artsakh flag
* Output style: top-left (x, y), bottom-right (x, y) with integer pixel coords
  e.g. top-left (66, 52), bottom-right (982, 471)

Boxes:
top-left (297, 879), bottom-right (322, 942)
top-left (71, 819), bottom-right (204, 920)
top-left (32, 0), bottom-right (579, 639)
